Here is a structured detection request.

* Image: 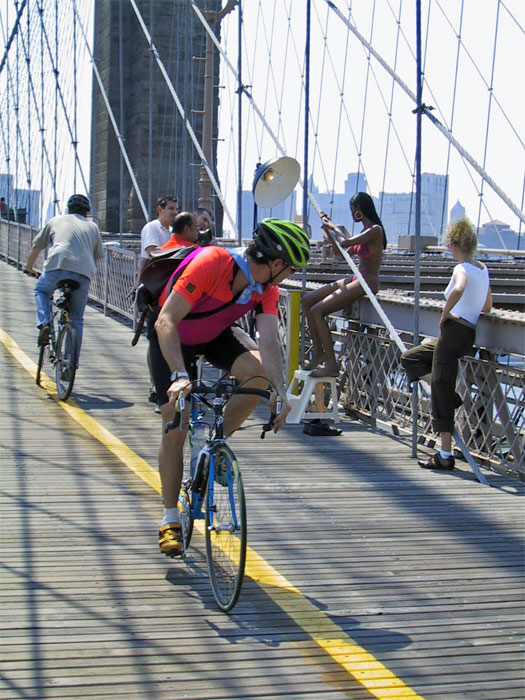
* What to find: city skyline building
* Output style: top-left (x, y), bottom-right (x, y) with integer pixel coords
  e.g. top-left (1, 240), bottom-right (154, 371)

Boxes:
top-left (306, 174), bottom-right (370, 240)
top-left (378, 173), bottom-right (449, 245)
top-left (478, 220), bottom-right (521, 250)
top-left (450, 199), bottom-right (466, 223)
top-left (0, 173), bottom-right (41, 226)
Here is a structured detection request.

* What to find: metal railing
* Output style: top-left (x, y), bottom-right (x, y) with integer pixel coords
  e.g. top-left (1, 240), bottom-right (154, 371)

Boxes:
top-left (2, 219), bottom-right (523, 479)
top-left (329, 319), bottom-right (523, 478)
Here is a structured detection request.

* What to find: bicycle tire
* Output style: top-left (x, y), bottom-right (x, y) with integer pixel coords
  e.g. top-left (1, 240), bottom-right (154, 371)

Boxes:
top-left (205, 443), bottom-right (246, 612)
top-left (55, 324), bottom-right (77, 401)
top-left (35, 343), bottom-right (46, 386)
top-left (178, 481), bottom-right (194, 552)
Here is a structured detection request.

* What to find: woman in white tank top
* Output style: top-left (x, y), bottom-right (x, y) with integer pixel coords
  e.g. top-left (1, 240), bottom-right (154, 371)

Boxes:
top-left (401, 218), bottom-right (492, 471)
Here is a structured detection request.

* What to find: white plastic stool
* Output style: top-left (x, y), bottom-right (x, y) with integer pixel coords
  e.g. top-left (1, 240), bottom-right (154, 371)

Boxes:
top-left (285, 369), bottom-right (340, 424)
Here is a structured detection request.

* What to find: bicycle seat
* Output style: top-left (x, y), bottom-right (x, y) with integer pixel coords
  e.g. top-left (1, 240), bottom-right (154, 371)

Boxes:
top-left (57, 279), bottom-right (80, 291)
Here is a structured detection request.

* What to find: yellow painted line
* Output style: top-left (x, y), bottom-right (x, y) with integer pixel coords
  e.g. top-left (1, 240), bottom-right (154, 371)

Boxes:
top-left (1, 325), bottom-right (424, 700)
top-left (0, 328), bottom-right (161, 493)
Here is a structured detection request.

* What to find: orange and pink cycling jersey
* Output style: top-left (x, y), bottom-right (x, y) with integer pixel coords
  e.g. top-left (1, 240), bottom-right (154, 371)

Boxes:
top-left (159, 246), bottom-right (279, 346)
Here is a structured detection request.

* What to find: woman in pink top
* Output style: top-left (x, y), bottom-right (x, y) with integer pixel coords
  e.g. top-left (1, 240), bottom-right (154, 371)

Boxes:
top-left (303, 192), bottom-right (387, 377)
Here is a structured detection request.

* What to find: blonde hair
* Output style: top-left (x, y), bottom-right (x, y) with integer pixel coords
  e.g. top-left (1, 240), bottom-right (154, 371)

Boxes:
top-left (446, 217), bottom-right (478, 255)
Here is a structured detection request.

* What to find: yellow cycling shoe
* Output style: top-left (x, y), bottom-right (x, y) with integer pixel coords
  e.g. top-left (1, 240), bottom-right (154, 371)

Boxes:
top-left (158, 523), bottom-right (183, 557)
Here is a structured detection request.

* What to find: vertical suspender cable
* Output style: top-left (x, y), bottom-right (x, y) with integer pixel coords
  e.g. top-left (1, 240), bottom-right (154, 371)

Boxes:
top-left (7, 4), bottom-right (12, 228)
top-left (73, 0), bottom-right (77, 193)
top-left (119, 1), bottom-right (124, 242)
top-left (300, 0), bottom-right (311, 367)
top-left (26, 0), bottom-right (31, 225)
top-left (411, 0), bottom-right (423, 459)
top-left (356, 0), bottom-right (376, 203)
top-left (519, 183), bottom-right (524, 250)
top-left (73, 1), bottom-right (148, 222)
top-left (476, 0), bottom-right (501, 241)
top-left (39, 0), bottom-right (44, 225)
top-left (379, 0), bottom-right (403, 219)
top-left (236, 0), bottom-right (242, 242)
top-left (53, 0), bottom-right (58, 213)
top-left (440, 0), bottom-right (464, 241)
top-left (148, 2), bottom-right (153, 215)
top-left (15, 1), bottom-right (19, 223)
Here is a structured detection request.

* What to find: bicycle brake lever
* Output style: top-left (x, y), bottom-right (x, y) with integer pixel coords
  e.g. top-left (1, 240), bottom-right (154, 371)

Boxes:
top-left (260, 412), bottom-right (277, 439)
top-left (164, 391), bottom-right (186, 433)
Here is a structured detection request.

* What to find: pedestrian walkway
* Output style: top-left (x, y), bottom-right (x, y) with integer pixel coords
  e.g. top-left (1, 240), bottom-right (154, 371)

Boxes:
top-left (1, 263), bottom-right (524, 700)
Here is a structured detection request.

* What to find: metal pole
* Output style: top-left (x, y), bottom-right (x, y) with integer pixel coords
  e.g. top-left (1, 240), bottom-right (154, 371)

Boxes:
top-left (119, 1), bottom-right (125, 244)
top-left (411, 0), bottom-right (423, 458)
top-left (27, 0), bottom-right (32, 227)
top-left (236, 0), bottom-right (243, 243)
top-left (197, 2), bottom-right (236, 222)
top-left (199, 14), bottom-right (215, 214)
top-left (300, 0), bottom-right (311, 367)
top-left (54, 0), bottom-right (58, 213)
top-left (72, 0), bottom-right (77, 193)
top-left (148, 2), bottom-right (153, 216)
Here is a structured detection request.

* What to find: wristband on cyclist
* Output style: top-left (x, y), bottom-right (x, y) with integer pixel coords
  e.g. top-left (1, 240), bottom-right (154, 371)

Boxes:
top-left (170, 370), bottom-right (189, 382)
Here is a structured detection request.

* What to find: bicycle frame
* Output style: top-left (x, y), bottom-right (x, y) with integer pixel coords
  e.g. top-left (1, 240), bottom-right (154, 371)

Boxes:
top-left (185, 390), bottom-right (236, 525)
top-left (44, 289), bottom-right (71, 356)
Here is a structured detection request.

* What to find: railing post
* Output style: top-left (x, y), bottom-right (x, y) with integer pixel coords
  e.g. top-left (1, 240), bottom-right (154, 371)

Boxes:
top-left (132, 251), bottom-right (138, 332)
top-left (287, 290), bottom-right (302, 386)
top-left (103, 246), bottom-right (109, 316)
top-left (17, 223), bottom-right (21, 269)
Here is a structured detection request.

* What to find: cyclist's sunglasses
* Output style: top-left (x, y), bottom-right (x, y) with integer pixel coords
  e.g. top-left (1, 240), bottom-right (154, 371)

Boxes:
top-left (276, 262), bottom-right (299, 276)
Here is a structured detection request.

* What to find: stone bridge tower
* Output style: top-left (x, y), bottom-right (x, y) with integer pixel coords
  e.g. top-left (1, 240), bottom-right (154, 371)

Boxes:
top-left (90, 0), bottom-right (222, 234)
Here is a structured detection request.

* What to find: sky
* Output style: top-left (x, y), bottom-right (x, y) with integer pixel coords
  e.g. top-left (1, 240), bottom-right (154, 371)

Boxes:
top-left (0, 0), bottom-right (523, 237)
top-left (216, 0), bottom-right (525, 236)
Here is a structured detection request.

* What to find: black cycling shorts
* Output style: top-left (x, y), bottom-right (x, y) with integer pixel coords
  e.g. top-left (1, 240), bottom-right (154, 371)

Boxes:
top-left (149, 323), bottom-right (254, 407)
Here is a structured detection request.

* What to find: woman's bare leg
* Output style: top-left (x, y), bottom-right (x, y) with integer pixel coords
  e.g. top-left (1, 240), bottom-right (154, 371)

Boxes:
top-left (307, 278), bottom-right (364, 377)
top-left (303, 279), bottom-right (351, 369)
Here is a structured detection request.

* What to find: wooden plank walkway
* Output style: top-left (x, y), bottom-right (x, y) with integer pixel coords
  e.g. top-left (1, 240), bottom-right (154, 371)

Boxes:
top-left (1, 262), bottom-right (524, 700)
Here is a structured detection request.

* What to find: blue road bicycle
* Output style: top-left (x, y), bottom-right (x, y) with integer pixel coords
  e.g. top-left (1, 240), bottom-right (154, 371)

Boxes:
top-left (166, 371), bottom-right (278, 612)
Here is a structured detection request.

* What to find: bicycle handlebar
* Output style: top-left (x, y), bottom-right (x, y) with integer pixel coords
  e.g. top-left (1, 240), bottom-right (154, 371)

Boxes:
top-left (164, 382), bottom-right (279, 435)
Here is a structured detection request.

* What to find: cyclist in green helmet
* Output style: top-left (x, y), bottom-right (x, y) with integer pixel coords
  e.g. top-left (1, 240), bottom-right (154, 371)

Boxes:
top-left (153, 218), bottom-right (310, 557)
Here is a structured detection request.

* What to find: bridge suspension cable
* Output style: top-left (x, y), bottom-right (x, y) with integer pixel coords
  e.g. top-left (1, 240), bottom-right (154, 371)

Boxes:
top-left (323, 0), bottom-right (525, 225)
top-left (72, 0), bottom-right (148, 222)
top-left (129, 0), bottom-right (238, 237)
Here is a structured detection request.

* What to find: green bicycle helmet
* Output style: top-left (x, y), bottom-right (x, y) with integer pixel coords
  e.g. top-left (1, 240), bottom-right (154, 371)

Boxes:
top-left (253, 218), bottom-right (310, 267)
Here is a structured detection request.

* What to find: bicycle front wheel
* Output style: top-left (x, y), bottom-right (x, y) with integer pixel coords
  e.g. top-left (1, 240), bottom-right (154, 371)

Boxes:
top-left (205, 444), bottom-right (246, 612)
top-left (178, 482), bottom-right (194, 551)
top-left (55, 324), bottom-right (77, 400)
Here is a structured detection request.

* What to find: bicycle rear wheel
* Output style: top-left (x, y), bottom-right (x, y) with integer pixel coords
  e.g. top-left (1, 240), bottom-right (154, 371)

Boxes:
top-left (35, 343), bottom-right (46, 386)
top-left (55, 324), bottom-right (77, 400)
top-left (205, 444), bottom-right (246, 612)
